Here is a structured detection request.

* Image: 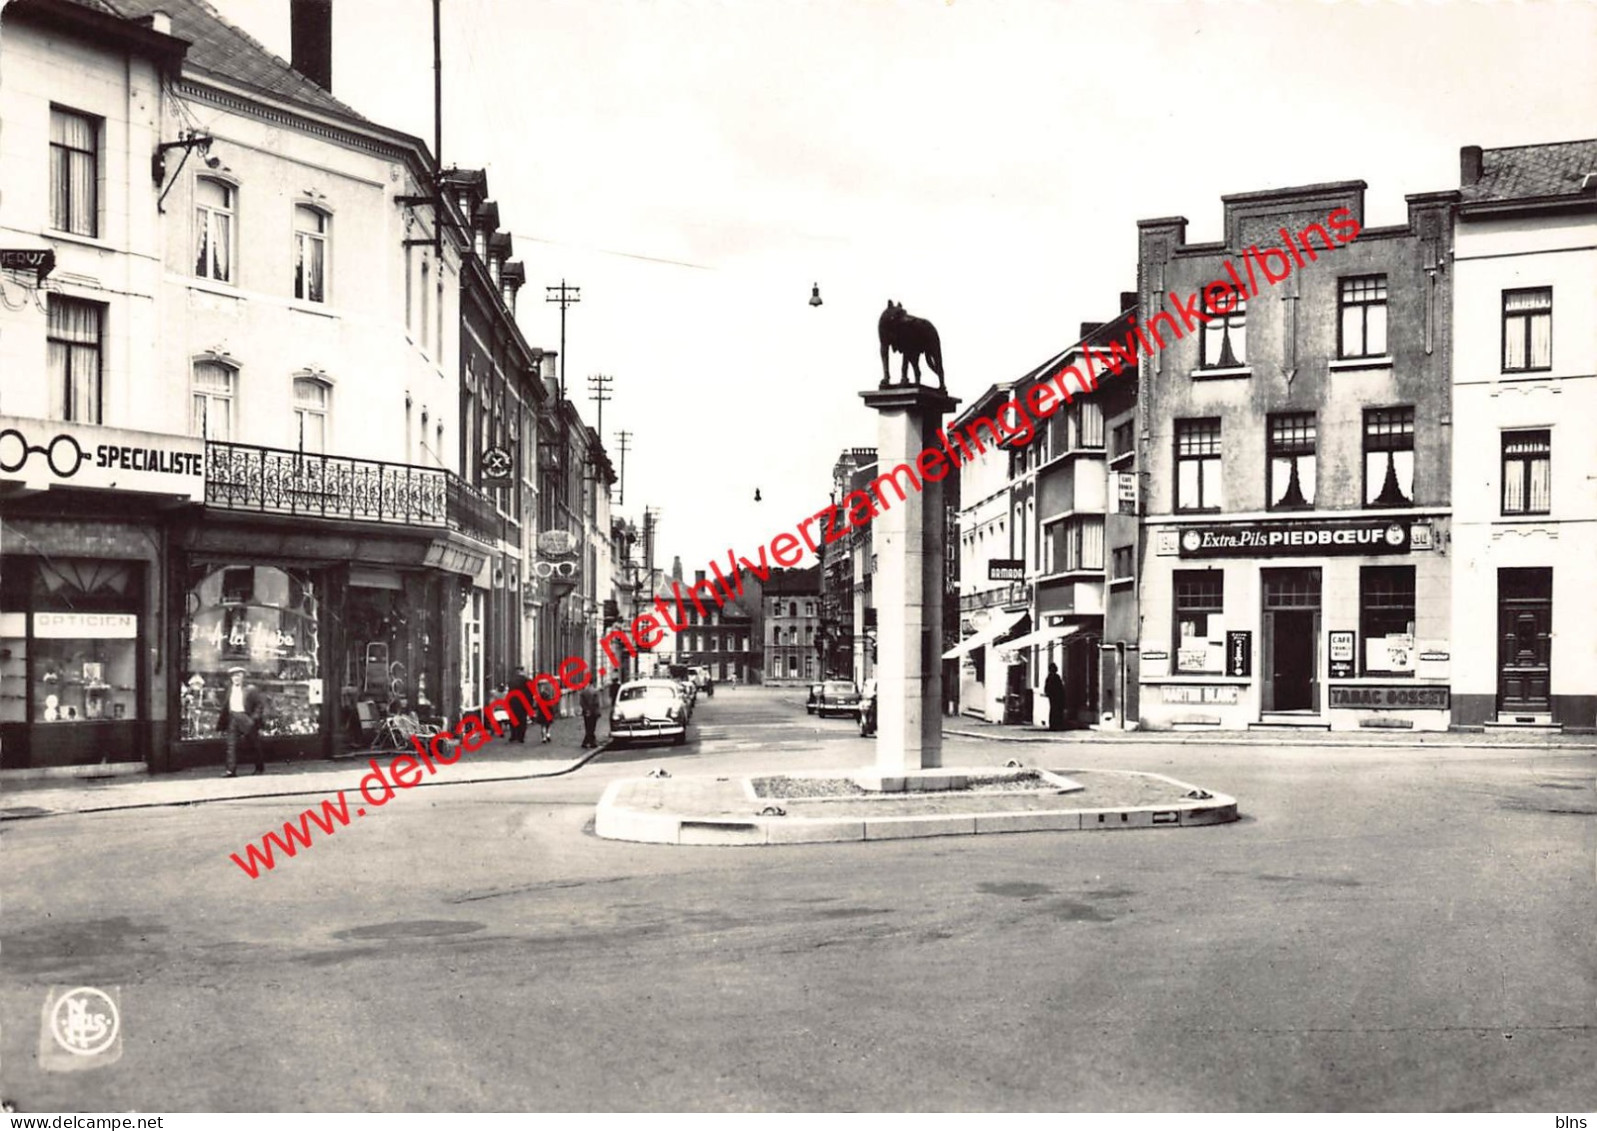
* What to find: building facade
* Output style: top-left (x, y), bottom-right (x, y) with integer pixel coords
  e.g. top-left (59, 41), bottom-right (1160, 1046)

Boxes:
top-left (1449, 140), bottom-right (1597, 730)
top-left (763, 566), bottom-right (821, 685)
top-left (1136, 181), bottom-right (1455, 731)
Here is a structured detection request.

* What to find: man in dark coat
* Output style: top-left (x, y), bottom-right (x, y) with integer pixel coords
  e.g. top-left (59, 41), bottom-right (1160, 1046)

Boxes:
top-left (221, 667), bottom-right (267, 776)
top-left (1043, 662), bottom-right (1066, 731)
top-left (579, 684), bottom-right (603, 748)
top-left (508, 667), bottom-right (530, 743)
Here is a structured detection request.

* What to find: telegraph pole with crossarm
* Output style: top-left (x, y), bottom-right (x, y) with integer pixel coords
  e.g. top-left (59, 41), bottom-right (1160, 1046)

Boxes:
top-left (545, 279), bottom-right (580, 402)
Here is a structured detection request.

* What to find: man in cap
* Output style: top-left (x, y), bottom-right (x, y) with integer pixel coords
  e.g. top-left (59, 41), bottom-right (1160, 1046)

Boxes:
top-left (220, 667), bottom-right (267, 777)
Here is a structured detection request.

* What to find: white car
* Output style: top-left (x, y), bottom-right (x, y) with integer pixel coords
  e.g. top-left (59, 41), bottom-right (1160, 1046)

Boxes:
top-left (609, 679), bottom-right (689, 746)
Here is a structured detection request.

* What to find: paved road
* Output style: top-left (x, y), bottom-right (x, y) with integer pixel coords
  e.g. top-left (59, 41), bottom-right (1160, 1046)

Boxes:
top-left (3, 687), bottom-right (1593, 1111)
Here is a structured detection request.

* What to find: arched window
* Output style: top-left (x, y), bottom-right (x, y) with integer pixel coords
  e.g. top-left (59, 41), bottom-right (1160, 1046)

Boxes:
top-left (294, 205), bottom-right (328, 302)
top-left (293, 376), bottom-right (331, 452)
top-left (191, 359), bottom-right (236, 440)
top-left (195, 178), bottom-right (234, 282)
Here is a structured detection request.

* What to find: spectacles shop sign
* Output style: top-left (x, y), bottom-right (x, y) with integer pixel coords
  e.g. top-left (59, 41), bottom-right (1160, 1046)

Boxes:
top-left (0, 416), bottom-right (205, 500)
top-left (1177, 520), bottom-right (1413, 558)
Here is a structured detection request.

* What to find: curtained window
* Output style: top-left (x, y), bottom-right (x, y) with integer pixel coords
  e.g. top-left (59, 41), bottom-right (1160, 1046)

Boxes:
top-left (49, 107), bottom-right (98, 237)
top-left (1268, 413), bottom-right (1316, 510)
top-left (1200, 295), bottom-right (1246, 368)
top-left (1501, 430), bottom-right (1551, 516)
top-left (1363, 406), bottom-right (1414, 507)
top-left (195, 178), bottom-right (235, 282)
top-left (1339, 276), bottom-right (1388, 358)
top-left (191, 361), bottom-right (236, 440)
top-left (1502, 288), bottom-right (1551, 372)
top-left (294, 206), bottom-right (328, 302)
top-left (293, 376), bottom-right (330, 453)
top-left (47, 296), bottom-right (103, 423)
top-left (1175, 418), bottom-right (1223, 511)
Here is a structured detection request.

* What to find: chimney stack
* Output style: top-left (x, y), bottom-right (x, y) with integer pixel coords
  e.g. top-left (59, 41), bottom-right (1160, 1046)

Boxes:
top-left (1460, 145), bottom-right (1483, 187)
top-left (291, 0), bottom-right (333, 92)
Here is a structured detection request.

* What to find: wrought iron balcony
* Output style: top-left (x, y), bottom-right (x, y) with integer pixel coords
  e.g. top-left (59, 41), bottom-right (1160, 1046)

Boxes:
top-left (205, 441), bottom-right (502, 545)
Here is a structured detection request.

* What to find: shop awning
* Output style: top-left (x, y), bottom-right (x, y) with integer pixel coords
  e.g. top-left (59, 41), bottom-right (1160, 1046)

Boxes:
top-left (942, 609), bottom-right (1029, 660)
top-left (996, 623), bottom-right (1082, 656)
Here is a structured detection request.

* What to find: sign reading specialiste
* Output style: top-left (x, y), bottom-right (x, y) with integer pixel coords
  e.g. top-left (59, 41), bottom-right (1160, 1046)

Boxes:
top-left (0, 416), bottom-right (204, 500)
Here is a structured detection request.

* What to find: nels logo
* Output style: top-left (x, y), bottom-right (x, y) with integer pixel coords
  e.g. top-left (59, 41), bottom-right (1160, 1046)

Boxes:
top-left (1384, 524), bottom-right (1405, 547)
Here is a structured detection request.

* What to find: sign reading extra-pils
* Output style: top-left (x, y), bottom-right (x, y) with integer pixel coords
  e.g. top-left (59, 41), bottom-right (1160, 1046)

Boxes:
top-left (1178, 520), bottom-right (1410, 559)
top-left (0, 416), bottom-right (204, 500)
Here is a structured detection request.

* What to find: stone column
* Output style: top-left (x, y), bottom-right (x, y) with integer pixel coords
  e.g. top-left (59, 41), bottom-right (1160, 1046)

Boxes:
top-left (860, 385), bottom-right (959, 773)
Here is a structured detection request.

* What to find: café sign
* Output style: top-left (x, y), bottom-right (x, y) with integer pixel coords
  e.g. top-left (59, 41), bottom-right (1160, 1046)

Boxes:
top-left (1177, 520), bottom-right (1410, 559)
top-left (0, 416), bottom-right (204, 500)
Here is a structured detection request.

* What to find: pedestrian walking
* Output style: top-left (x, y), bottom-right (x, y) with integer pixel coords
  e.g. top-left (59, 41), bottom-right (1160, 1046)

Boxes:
top-left (220, 667), bottom-right (267, 776)
top-left (1043, 662), bottom-right (1066, 731)
top-left (579, 684), bottom-right (602, 748)
top-left (509, 666), bottom-right (530, 743)
top-left (607, 673), bottom-right (621, 705)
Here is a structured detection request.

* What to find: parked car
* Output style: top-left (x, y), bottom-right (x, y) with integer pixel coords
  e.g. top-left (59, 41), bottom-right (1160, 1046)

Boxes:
top-left (816, 679), bottom-right (861, 719)
top-left (609, 678), bottom-right (689, 746)
top-left (695, 666), bottom-right (715, 697)
top-left (805, 682), bottom-right (825, 714)
top-left (857, 679), bottom-right (877, 737)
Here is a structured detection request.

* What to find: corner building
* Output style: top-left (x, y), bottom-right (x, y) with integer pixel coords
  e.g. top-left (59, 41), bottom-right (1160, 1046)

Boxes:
top-left (1135, 182), bottom-right (1455, 731)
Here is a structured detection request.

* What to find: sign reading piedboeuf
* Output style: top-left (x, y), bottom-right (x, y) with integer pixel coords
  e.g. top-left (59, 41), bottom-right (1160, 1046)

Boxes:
top-left (0, 417), bottom-right (205, 500)
top-left (1177, 520), bottom-right (1410, 558)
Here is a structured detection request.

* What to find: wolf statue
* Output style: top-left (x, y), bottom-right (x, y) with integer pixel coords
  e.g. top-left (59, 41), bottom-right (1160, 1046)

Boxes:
top-left (877, 300), bottom-right (946, 391)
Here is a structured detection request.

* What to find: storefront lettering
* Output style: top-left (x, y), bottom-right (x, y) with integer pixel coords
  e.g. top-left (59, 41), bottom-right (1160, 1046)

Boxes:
top-left (1177, 521), bottom-right (1409, 558)
top-left (1328, 684), bottom-right (1449, 710)
top-left (1160, 684), bottom-right (1239, 704)
top-left (34, 612), bottom-right (137, 639)
top-left (192, 618), bottom-right (297, 651)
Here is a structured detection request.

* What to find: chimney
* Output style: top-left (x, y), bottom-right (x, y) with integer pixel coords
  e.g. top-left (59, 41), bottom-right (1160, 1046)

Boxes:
top-left (1460, 145), bottom-right (1483, 187)
top-left (1119, 291), bottom-right (1138, 314)
top-left (290, 0), bottom-right (333, 92)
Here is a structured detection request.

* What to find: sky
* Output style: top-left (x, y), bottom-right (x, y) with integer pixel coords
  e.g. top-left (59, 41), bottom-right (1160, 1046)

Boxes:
top-left (214, 0), bottom-right (1597, 574)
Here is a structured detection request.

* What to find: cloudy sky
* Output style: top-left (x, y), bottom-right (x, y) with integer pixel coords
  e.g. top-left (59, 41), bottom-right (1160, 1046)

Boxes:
top-left (216, 0), bottom-right (1597, 573)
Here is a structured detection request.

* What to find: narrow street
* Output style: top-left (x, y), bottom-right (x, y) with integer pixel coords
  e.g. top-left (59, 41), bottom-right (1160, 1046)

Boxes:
top-left (3, 688), bottom-right (1592, 1112)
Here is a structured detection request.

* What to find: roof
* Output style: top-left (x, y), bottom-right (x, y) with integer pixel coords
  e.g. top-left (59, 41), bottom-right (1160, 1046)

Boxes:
top-left (763, 566), bottom-right (821, 597)
top-left (1461, 139), bottom-right (1597, 205)
top-left (103, 0), bottom-right (368, 123)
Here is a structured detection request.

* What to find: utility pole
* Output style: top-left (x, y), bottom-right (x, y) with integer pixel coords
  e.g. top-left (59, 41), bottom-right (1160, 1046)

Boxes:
top-left (587, 373), bottom-right (613, 448)
top-left (615, 430), bottom-right (632, 507)
top-left (545, 279), bottom-right (581, 402)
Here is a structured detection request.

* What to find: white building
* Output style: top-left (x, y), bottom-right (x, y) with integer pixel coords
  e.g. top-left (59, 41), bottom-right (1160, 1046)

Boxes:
top-left (1450, 140), bottom-right (1597, 730)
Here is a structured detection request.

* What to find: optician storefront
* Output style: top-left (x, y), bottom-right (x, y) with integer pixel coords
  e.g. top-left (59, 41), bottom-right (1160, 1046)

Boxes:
top-left (1138, 515), bottom-right (1453, 732)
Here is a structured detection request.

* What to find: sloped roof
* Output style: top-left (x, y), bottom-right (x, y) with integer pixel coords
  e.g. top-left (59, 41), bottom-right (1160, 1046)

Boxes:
top-left (103, 0), bottom-right (367, 123)
top-left (1462, 139), bottom-right (1597, 204)
top-left (764, 566), bottom-right (821, 596)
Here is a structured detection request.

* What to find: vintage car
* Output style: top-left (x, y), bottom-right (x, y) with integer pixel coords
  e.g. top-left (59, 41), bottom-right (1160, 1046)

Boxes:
top-left (609, 678), bottom-right (689, 745)
top-left (805, 682), bottom-right (825, 715)
top-left (857, 679), bottom-right (877, 737)
top-left (816, 679), bottom-right (862, 719)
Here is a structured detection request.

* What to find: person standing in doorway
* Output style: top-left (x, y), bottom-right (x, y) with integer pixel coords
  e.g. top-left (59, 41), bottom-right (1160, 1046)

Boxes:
top-left (579, 684), bottom-right (602, 748)
top-left (221, 667), bottom-right (267, 776)
top-left (508, 667), bottom-right (530, 744)
top-left (1043, 662), bottom-right (1066, 732)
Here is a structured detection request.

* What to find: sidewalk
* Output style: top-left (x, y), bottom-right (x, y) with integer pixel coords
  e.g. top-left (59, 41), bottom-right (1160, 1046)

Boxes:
top-left (945, 720), bottom-right (1597, 751)
top-left (0, 725), bottom-right (609, 821)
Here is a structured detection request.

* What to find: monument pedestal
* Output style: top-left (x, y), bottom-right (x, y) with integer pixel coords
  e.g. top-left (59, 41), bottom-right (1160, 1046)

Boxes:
top-left (860, 384), bottom-right (959, 778)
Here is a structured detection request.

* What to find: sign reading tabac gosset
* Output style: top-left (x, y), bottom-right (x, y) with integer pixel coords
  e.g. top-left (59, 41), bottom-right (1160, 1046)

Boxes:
top-left (1177, 519), bottom-right (1410, 559)
top-left (0, 417), bottom-right (204, 500)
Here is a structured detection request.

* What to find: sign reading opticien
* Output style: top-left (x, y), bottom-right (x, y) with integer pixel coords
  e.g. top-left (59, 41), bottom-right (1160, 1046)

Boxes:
top-left (1177, 520), bottom-right (1411, 558)
top-left (0, 417), bottom-right (204, 500)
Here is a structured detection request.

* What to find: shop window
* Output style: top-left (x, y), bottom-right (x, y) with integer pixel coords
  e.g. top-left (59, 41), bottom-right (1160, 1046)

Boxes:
top-left (1360, 566), bottom-right (1415, 675)
top-left (294, 205), bottom-right (328, 303)
top-left (1200, 295), bottom-right (1246, 368)
top-left (181, 565), bottom-right (320, 739)
top-left (47, 296), bottom-right (103, 424)
top-left (195, 177), bottom-right (235, 283)
top-left (1363, 407), bottom-right (1414, 507)
top-left (191, 360), bottom-right (237, 441)
top-left (50, 106), bottom-right (99, 237)
top-left (1502, 288), bottom-right (1551, 372)
top-left (1173, 570), bottom-right (1223, 673)
top-left (13, 560), bottom-right (140, 726)
top-left (1501, 430), bottom-right (1550, 516)
top-left (1175, 418), bottom-right (1222, 512)
top-left (1268, 413), bottom-right (1317, 510)
top-left (1338, 276), bottom-right (1388, 358)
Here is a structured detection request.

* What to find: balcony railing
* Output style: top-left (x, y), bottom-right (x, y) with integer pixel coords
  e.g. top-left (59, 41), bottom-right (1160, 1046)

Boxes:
top-left (205, 441), bottom-right (501, 545)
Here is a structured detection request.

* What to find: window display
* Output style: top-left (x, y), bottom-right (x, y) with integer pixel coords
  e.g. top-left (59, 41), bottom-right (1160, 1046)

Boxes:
top-left (181, 564), bottom-right (321, 739)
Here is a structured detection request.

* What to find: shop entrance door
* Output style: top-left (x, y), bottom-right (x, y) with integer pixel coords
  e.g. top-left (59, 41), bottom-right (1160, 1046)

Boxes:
top-left (1262, 568), bottom-right (1321, 714)
top-left (1497, 568), bottom-right (1552, 715)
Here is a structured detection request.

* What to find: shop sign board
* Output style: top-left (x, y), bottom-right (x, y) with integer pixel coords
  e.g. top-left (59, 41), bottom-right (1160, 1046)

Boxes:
top-left (1177, 520), bottom-right (1410, 558)
top-left (0, 416), bottom-right (204, 500)
top-left (1176, 647), bottom-right (1211, 674)
top-left (1328, 630), bottom-right (1356, 679)
top-left (989, 558), bottom-right (1024, 581)
top-left (1226, 630), bottom-right (1252, 677)
top-left (536, 530), bottom-right (579, 558)
top-left (1, 248), bottom-right (55, 280)
top-left (1328, 684), bottom-right (1450, 710)
top-left (1160, 684), bottom-right (1239, 704)
top-left (34, 613), bottom-right (136, 639)
top-left (480, 445), bottom-right (514, 487)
